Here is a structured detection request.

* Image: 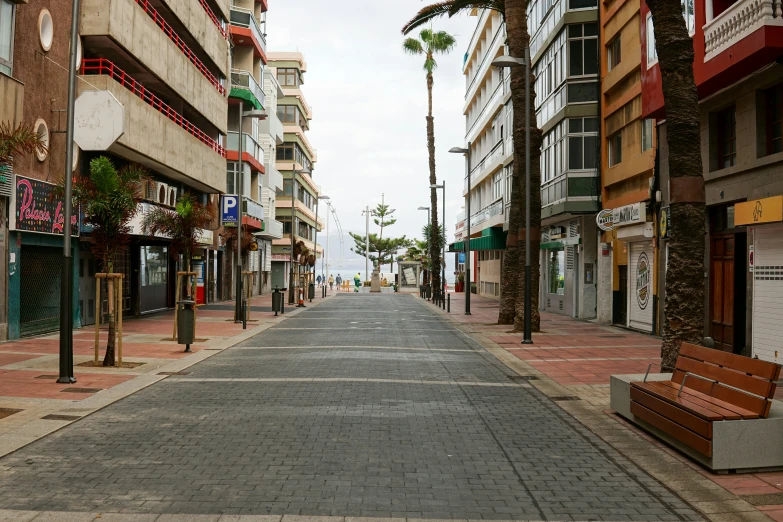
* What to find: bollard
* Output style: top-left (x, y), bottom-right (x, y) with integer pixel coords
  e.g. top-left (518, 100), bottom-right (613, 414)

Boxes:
top-left (442, 291), bottom-right (446, 310)
top-left (242, 299), bottom-right (247, 329)
top-left (447, 293), bottom-right (450, 313)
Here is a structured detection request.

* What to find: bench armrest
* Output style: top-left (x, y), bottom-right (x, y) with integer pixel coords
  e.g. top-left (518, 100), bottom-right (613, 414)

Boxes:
top-left (679, 372), bottom-right (718, 397)
top-left (643, 362), bottom-right (677, 382)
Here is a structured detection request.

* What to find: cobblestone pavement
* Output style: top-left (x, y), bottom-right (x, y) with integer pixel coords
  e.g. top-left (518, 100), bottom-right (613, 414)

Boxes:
top-left (0, 295), bottom-right (702, 521)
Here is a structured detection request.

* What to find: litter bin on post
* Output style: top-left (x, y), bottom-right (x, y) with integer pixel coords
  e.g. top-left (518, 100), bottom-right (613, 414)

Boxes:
top-left (308, 282), bottom-right (315, 301)
top-left (272, 286), bottom-right (286, 316)
top-left (177, 299), bottom-right (196, 352)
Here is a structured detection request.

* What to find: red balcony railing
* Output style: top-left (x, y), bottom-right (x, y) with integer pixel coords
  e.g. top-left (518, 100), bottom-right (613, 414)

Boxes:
top-left (133, 0), bottom-right (226, 96)
top-left (199, 0), bottom-right (229, 40)
top-left (81, 58), bottom-right (226, 157)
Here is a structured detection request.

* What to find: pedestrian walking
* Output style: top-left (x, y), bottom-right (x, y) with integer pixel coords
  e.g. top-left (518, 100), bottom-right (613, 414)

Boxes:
top-left (354, 273), bottom-right (361, 292)
top-left (316, 274), bottom-right (322, 287)
top-left (328, 275), bottom-right (334, 290)
top-left (335, 274), bottom-right (342, 291)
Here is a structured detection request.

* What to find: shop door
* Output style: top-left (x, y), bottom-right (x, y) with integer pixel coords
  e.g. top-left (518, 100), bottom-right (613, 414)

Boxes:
top-left (140, 245), bottom-right (169, 313)
top-left (710, 234), bottom-right (738, 352)
top-left (545, 248), bottom-right (566, 313)
top-left (20, 246), bottom-right (62, 337)
top-left (79, 251), bottom-right (97, 326)
top-left (752, 223), bottom-right (783, 363)
top-left (617, 265), bottom-right (628, 326)
top-left (628, 241), bottom-right (654, 332)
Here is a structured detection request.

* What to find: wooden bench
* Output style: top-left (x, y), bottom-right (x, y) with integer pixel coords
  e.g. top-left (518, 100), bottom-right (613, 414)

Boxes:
top-left (629, 342), bottom-right (781, 460)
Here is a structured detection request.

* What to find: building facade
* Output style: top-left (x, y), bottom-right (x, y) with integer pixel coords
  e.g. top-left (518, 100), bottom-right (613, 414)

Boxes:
top-left (529, 0), bottom-right (601, 319)
top-left (641, 0), bottom-right (783, 359)
top-left (267, 53), bottom-right (323, 296)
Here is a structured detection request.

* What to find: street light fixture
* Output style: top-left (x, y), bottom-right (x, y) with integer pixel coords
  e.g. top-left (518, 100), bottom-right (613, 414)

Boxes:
top-left (449, 145), bottom-right (471, 315)
top-left (417, 206), bottom-right (430, 298)
top-left (430, 183), bottom-right (446, 310)
top-left (312, 194), bottom-right (330, 301)
top-left (289, 167), bottom-right (311, 304)
top-left (235, 106), bottom-right (268, 324)
top-left (493, 50), bottom-right (533, 345)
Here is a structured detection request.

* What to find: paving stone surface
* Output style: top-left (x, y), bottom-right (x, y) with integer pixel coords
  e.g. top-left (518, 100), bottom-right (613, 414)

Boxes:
top-left (0, 295), bottom-right (701, 521)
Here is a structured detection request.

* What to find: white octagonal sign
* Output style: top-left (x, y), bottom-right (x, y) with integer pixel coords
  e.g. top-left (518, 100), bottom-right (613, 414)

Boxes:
top-left (74, 90), bottom-right (125, 151)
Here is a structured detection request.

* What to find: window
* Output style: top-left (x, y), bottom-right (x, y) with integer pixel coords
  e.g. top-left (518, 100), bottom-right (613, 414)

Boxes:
top-left (570, 0), bottom-right (598, 9)
top-left (276, 142), bottom-right (313, 171)
top-left (533, 31), bottom-right (566, 109)
top-left (0, 0), bottom-right (14, 75)
top-left (276, 68), bottom-right (299, 86)
top-left (541, 120), bottom-right (566, 183)
top-left (682, 0), bottom-right (695, 35)
top-left (548, 249), bottom-right (565, 295)
top-left (717, 106), bottom-right (736, 168)
top-left (607, 36), bottom-right (621, 72)
top-left (646, 14), bottom-right (658, 68)
top-left (567, 81), bottom-right (599, 103)
top-left (641, 118), bottom-right (654, 151)
top-left (766, 84), bottom-right (783, 155)
top-left (608, 132), bottom-right (622, 167)
top-left (279, 216), bottom-right (293, 235)
top-left (492, 172), bottom-right (503, 200)
top-left (568, 23), bottom-right (598, 77)
top-left (568, 117), bottom-right (599, 170)
top-left (276, 179), bottom-right (294, 197)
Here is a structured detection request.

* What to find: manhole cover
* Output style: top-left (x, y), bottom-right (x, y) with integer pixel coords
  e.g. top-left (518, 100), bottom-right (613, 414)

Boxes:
top-left (42, 414), bottom-right (82, 421)
top-left (60, 388), bottom-right (102, 394)
top-left (740, 493), bottom-right (783, 506)
top-left (35, 375), bottom-right (59, 380)
top-left (508, 375), bottom-right (538, 381)
top-left (0, 408), bottom-right (23, 420)
top-left (157, 371), bottom-right (191, 376)
top-left (551, 396), bottom-right (581, 401)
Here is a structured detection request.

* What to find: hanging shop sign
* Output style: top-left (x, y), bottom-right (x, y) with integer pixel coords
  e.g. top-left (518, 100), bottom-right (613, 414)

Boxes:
top-left (734, 196), bottom-right (783, 226)
top-left (596, 209), bottom-right (614, 231)
top-left (549, 226), bottom-right (566, 239)
top-left (659, 207), bottom-right (670, 239)
top-left (12, 176), bottom-right (80, 236)
top-left (636, 252), bottom-right (651, 310)
top-left (249, 241), bottom-right (259, 252)
top-left (612, 202), bottom-right (646, 227)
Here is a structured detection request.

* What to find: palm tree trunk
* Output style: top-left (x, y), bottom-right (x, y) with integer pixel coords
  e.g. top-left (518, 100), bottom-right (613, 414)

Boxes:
top-left (427, 72), bottom-right (441, 296)
top-left (103, 257), bottom-right (116, 367)
top-left (646, 0), bottom-right (706, 367)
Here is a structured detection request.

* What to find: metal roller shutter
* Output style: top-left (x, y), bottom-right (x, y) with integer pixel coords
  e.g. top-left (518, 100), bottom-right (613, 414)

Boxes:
top-left (629, 241), bottom-right (654, 332)
top-left (752, 223), bottom-right (783, 363)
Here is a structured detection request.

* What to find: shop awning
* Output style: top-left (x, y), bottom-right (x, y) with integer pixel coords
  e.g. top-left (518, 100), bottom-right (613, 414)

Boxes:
top-left (448, 228), bottom-right (506, 252)
top-left (229, 88), bottom-right (263, 110)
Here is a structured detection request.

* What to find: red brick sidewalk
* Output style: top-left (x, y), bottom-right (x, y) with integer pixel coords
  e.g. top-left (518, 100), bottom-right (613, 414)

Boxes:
top-left (432, 291), bottom-right (783, 521)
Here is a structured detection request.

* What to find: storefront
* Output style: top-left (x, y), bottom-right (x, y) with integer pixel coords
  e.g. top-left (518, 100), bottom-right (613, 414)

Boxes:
top-left (735, 196), bottom-right (783, 364)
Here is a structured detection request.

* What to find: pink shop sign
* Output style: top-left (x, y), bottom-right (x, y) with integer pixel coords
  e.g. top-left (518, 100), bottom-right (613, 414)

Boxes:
top-left (12, 176), bottom-right (80, 236)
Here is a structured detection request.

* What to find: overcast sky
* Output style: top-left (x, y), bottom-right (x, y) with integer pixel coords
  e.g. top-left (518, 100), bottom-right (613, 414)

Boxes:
top-left (269, 1), bottom-right (477, 279)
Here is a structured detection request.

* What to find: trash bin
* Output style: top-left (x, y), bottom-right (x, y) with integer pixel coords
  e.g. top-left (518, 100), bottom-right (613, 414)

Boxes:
top-left (177, 299), bottom-right (195, 350)
top-left (308, 282), bottom-right (315, 300)
top-left (272, 286), bottom-right (286, 316)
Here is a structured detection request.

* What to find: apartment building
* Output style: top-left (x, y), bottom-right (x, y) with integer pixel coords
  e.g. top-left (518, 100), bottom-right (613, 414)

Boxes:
top-left (0, 0), bottom-right (230, 338)
top-left (267, 52), bottom-right (322, 294)
top-left (641, 0), bottom-right (783, 360)
top-left (448, 10), bottom-right (514, 300)
top-left (597, 0), bottom-right (658, 333)
top-left (529, 0), bottom-right (601, 319)
top-left (226, 0), bottom-right (268, 298)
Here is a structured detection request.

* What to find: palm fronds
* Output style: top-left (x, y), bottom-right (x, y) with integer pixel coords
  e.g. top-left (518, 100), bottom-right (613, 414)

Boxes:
top-left (0, 122), bottom-right (47, 169)
top-left (142, 192), bottom-right (215, 266)
top-left (402, 0), bottom-right (505, 34)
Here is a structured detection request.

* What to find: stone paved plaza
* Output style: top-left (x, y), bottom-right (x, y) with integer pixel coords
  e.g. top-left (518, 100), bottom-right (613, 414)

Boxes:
top-left (0, 295), bottom-right (701, 521)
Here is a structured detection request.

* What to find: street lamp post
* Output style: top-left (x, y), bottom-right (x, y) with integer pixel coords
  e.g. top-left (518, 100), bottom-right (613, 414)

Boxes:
top-left (430, 183), bottom-right (446, 310)
top-left (417, 206), bottom-right (430, 299)
top-left (449, 144), bottom-right (472, 315)
top-left (493, 50), bottom-right (533, 344)
top-left (312, 194), bottom-right (330, 301)
top-left (289, 167), bottom-right (311, 304)
top-left (234, 107), bottom-right (267, 323)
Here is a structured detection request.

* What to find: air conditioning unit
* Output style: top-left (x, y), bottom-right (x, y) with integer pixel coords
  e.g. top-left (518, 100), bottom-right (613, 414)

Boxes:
top-left (156, 182), bottom-right (168, 205)
top-left (168, 186), bottom-right (178, 207)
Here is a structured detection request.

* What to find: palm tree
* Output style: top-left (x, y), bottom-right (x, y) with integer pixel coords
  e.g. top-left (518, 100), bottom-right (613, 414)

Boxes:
top-left (0, 122), bottom-right (47, 170)
top-left (644, 0), bottom-right (705, 366)
top-left (403, 28), bottom-right (457, 301)
top-left (70, 156), bottom-right (147, 366)
top-left (404, 2), bottom-right (544, 330)
top-left (142, 192), bottom-right (216, 295)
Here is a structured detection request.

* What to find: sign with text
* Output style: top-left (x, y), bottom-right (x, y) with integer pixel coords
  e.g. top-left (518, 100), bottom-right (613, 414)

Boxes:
top-left (221, 195), bottom-right (239, 227)
top-left (612, 202), bottom-right (646, 227)
top-left (735, 196), bottom-right (783, 226)
top-left (13, 176), bottom-right (80, 236)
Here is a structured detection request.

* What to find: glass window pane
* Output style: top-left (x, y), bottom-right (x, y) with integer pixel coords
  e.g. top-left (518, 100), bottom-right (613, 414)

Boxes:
top-left (569, 136), bottom-right (583, 169)
top-left (584, 135), bottom-right (597, 168)
top-left (569, 118), bottom-right (583, 133)
top-left (569, 40), bottom-right (583, 76)
top-left (568, 82), bottom-right (598, 102)
top-left (584, 23), bottom-right (598, 36)
top-left (583, 39), bottom-right (598, 75)
top-left (568, 25), bottom-right (582, 37)
top-left (0, 0), bottom-right (12, 70)
top-left (584, 117), bottom-right (599, 132)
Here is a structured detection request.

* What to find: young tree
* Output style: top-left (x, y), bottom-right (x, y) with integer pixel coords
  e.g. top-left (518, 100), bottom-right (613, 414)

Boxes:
top-left (403, 28), bottom-right (457, 300)
top-left (645, 0), bottom-right (706, 366)
top-left (69, 156), bottom-right (147, 366)
top-left (404, 2), bottom-right (543, 330)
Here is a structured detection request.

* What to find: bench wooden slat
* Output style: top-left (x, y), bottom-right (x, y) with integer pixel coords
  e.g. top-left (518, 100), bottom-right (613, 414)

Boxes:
top-left (630, 401), bottom-right (713, 457)
top-left (631, 387), bottom-right (714, 438)
top-left (670, 370), bottom-right (771, 417)
top-left (674, 357), bottom-right (775, 398)
top-left (634, 382), bottom-right (736, 420)
top-left (679, 342), bottom-right (781, 381)
top-left (654, 381), bottom-right (761, 419)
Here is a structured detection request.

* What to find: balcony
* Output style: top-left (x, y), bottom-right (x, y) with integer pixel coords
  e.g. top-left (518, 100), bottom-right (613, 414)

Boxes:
top-left (470, 198), bottom-right (504, 229)
top-left (540, 172), bottom-right (600, 219)
top-left (77, 65), bottom-right (226, 193)
top-left (464, 22), bottom-right (504, 103)
top-left (81, 0), bottom-right (228, 132)
top-left (230, 6), bottom-right (267, 59)
top-left (464, 140), bottom-right (505, 195)
top-left (256, 218), bottom-right (283, 239)
top-left (227, 131), bottom-right (265, 173)
top-left (230, 69), bottom-right (265, 109)
top-left (157, 0), bottom-right (230, 73)
top-left (259, 110), bottom-right (284, 145)
top-left (465, 80), bottom-right (505, 141)
top-left (263, 165), bottom-right (283, 191)
top-left (703, 0), bottom-right (783, 61)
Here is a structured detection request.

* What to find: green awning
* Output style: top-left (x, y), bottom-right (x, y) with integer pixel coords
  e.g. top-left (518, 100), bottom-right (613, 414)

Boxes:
top-left (229, 88), bottom-right (263, 110)
top-left (449, 228), bottom-right (506, 252)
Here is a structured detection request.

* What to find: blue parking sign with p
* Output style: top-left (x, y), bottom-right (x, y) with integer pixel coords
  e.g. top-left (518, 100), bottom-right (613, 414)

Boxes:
top-left (221, 195), bottom-right (239, 227)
